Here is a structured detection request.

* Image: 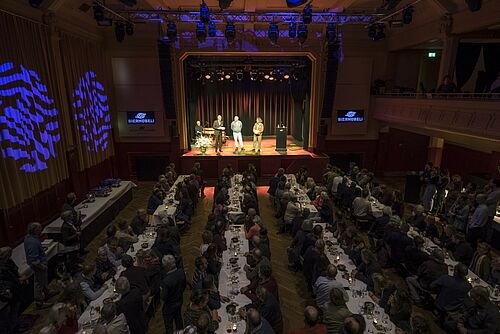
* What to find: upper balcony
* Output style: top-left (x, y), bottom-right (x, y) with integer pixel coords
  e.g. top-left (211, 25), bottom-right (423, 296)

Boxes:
top-left (372, 93), bottom-right (500, 141)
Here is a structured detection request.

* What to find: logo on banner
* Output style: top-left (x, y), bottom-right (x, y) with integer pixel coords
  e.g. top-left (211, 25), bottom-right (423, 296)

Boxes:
top-left (337, 109), bottom-right (365, 123)
top-left (127, 112), bottom-right (155, 124)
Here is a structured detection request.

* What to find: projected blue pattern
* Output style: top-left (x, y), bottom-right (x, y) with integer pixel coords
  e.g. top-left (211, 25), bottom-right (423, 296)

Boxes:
top-left (0, 62), bottom-right (61, 173)
top-left (72, 71), bottom-right (111, 153)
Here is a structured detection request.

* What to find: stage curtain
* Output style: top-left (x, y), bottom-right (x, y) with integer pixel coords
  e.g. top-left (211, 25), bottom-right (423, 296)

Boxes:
top-left (0, 11), bottom-right (69, 209)
top-left (192, 81), bottom-right (296, 138)
top-left (483, 43), bottom-right (500, 90)
top-left (59, 32), bottom-right (114, 171)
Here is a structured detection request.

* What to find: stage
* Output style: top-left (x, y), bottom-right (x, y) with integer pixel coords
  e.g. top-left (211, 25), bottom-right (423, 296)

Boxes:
top-left (179, 138), bottom-right (329, 180)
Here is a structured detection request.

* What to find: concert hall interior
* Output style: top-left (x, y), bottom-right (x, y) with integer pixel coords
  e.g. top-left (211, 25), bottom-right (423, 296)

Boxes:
top-left (1, 0), bottom-right (500, 333)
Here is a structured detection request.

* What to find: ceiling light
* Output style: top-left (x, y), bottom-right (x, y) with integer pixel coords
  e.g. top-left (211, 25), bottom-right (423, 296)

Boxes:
top-left (208, 21), bottom-right (217, 37)
top-left (269, 76), bottom-right (274, 81)
top-left (302, 4), bottom-right (313, 24)
top-left (196, 22), bottom-right (207, 43)
top-left (268, 22), bottom-right (279, 44)
top-left (166, 22), bottom-right (177, 41)
top-left (225, 22), bottom-right (236, 45)
top-left (264, 74), bottom-right (270, 79)
top-left (225, 74), bottom-right (231, 79)
top-left (284, 74), bottom-right (290, 79)
top-left (125, 22), bottom-right (134, 36)
top-left (288, 22), bottom-right (297, 38)
top-left (200, 0), bottom-right (210, 24)
top-left (205, 73), bottom-right (212, 79)
top-left (297, 24), bottom-right (308, 44)
top-left (115, 22), bottom-right (126, 42)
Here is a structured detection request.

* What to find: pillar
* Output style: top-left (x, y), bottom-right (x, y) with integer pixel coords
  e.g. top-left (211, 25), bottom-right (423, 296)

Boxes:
top-left (438, 34), bottom-right (459, 84)
top-left (427, 137), bottom-right (444, 167)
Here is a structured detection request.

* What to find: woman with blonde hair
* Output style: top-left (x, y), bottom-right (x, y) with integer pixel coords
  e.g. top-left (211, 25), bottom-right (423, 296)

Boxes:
top-left (252, 117), bottom-right (264, 153)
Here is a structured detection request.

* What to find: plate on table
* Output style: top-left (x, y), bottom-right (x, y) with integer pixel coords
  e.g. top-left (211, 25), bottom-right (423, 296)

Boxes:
top-left (226, 303), bottom-right (238, 315)
top-left (141, 243), bottom-right (149, 249)
top-left (337, 264), bottom-right (347, 272)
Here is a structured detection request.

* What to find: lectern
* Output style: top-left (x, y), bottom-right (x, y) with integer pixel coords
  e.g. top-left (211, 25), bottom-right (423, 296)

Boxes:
top-left (276, 126), bottom-right (287, 152)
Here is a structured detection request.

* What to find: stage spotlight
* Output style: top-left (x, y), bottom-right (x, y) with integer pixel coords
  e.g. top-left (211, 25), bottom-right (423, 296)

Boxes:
top-left (269, 76), bottom-right (275, 81)
top-left (297, 24), bottom-right (308, 44)
top-left (225, 22), bottom-right (236, 45)
top-left (125, 22), bottom-right (134, 36)
top-left (326, 23), bottom-right (338, 45)
top-left (208, 21), bottom-right (217, 37)
top-left (196, 22), bottom-right (207, 43)
top-left (205, 73), bottom-right (212, 80)
top-left (250, 71), bottom-right (258, 81)
top-left (225, 73), bottom-right (231, 79)
top-left (403, 6), bottom-right (414, 24)
top-left (166, 22), bottom-right (177, 41)
top-left (465, 0), bottom-right (482, 12)
top-left (119, 0), bottom-right (137, 6)
top-left (115, 22), bottom-right (126, 42)
top-left (264, 74), bottom-right (270, 79)
top-left (200, 0), bottom-right (210, 24)
top-left (284, 74), bottom-right (290, 79)
top-left (268, 22), bottom-right (279, 44)
top-left (29, 0), bottom-right (44, 8)
top-left (236, 71), bottom-right (243, 81)
top-left (286, 0), bottom-right (308, 8)
top-left (288, 22), bottom-right (297, 38)
top-left (302, 4), bottom-right (313, 24)
top-left (219, 0), bottom-right (233, 10)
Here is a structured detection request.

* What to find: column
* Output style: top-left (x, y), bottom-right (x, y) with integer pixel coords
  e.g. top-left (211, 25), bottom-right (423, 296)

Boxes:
top-left (438, 34), bottom-right (459, 83)
top-left (427, 137), bottom-right (444, 167)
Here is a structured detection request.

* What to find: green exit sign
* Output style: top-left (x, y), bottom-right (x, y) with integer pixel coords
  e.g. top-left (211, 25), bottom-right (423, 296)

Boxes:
top-left (428, 52), bottom-right (437, 58)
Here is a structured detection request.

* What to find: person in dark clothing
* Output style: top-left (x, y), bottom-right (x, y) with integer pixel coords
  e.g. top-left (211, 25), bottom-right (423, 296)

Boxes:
top-left (407, 205), bottom-right (426, 231)
top-left (430, 263), bottom-right (471, 320)
top-left (437, 75), bottom-right (458, 93)
top-left (120, 254), bottom-right (149, 296)
top-left (61, 192), bottom-right (82, 227)
top-left (147, 188), bottom-right (164, 215)
top-left (451, 233), bottom-right (474, 266)
top-left (386, 289), bottom-right (412, 332)
top-left (319, 193), bottom-right (334, 225)
top-left (153, 227), bottom-right (182, 268)
top-left (115, 277), bottom-right (147, 334)
top-left (302, 240), bottom-right (328, 290)
top-left (457, 286), bottom-right (500, 334)
top-left (204, 244), bottom-right (222, 285)
top-left (131, 209), bottom-right (149, 235)
top-left (291, 209), bottom-right (310, 238)
top-left (386, 223), bottom-right (413, 267)
top-left (94, 246), bottom-right (117, 287)
top-left (60, 210), bottom-right (82, 273)
top-left (0, 247), bottom-right (25, 334)
top-left (352, 249), bottom-right (382, 292)
top-left (160, 254), bottom-right (187, 334)
top-left (403, 236), bottom-right (429, 276)
top-left (368, 206), bottom-right (391, 247)
top-left (244, 285), bottom-right (283, 334)
top-left (268, 169), bottom-right (284, 197)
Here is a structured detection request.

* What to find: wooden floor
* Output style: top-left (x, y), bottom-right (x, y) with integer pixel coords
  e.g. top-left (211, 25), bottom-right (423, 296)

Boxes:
top-left (182, 138), bottom-right (320, 157)
top-left (27, 181), bottom-right (444, 333)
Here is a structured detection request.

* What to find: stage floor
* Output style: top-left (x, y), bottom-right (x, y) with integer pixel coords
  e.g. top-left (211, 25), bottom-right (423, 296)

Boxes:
top-left (183, 138), bottom-right (319, 157)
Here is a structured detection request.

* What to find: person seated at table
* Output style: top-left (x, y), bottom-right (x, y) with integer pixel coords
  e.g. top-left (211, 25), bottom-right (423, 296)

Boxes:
top-left (406, 249), bottom-right (448, 306)
top-left (131, 209), bottom-right (149, 236)
top-left (243, 308), bottom-right (274, 334)
top-left (277, 184), bottom-right (292, 218)
top-left (450, 232), bottom-right (474, 266)
top-left (250, 235), bottom-right (271, 260)
top-left (296, 166), bottom-right (309, 186)
top-left (291, 208), bottom-right (310, 238)
top-left (95, 246), bottom-right (117, 286)
top-left (345, 235), bottom-right (366, 267)
top-left (103, 237), bottom-right (122, 267)
top-left (302, 240), bottom-right (329, 291)
top-left (386, 289), bottom-right (412, 332)
top-left (423, 216), bottom-right (440, 242)
top-left (45, 302), bottom-right (79, 334)
top-left (141, 250), bottom-right (162, 295)
top-left (302, 224), bottom-right (323, 255)
top-left (202, 274), bottom-right (229, 311)
top-left (322, 287), bottom-right (352, 333)
top-left (153, 227), bottom-right (182, 268)
top-left (245, 249), bottom-right (271, 283)
top-left (430, 263), bottom-right (472, 325)
top-left (352, 189), bottom-right (372, 221)
top-left (191, 256), bottom-right (208, 291)
top-left (456, 286), bottom-right (500, 334)
top-left (247, 208), bottom-right (261, 227)
top-left (241, 264), bottom-right (279, 303)
top-left (408, 315), bottom-right (431, 334)
top-left (386, 222), bottom-right (413, 271)
top-left (176, 189), bottom-right (193, 225)
top-left (282, 195), bottom-right (300, 234)
top-left (120, 254), bottom-right (148, 297)
top-left (313, 264), bottom-right (348, 309)
top-left (245, 216), bottom-right (261, 240)
top-left (407, 205), bottom-right (426, 231)
top-left (100, 302), bottom-right (130, 334)
top-left (446, 195), bottom-right (470, 233)
top-left (147, 188), bottom-right (164, 215)
top-left (243, 286), bottom-right (283, 334)
top-left (287, 306), bottom-right (327, 334)
top-left (287, 220), bottom-right (313, 272)
top-left (78, 263), bottom-right (108, 302)
top-left (319, 192), bottom-right (334, 226)
top-left (268, 168), bottom-right (284, 197)
top-left (115, 220), bottom-right (139, 253)
top-left (391, 190), bottom-right (404, 218)
top-left (338, 314), bottom-right (366, 334)
top-left (199, 230), bottom-right (213, 256)
top-left (469, 241), bottom-right (492, 281)
top-left (368, 206), bottom-right (391, 247)
top-left (438, 224), bottom-right (456, 252)
top-left (161, 217), bottom-right (181, 246)
top-left (403, 236), bottom-right (429, 276)
top-left (242, 192), bottom-right (258, 216)
top-left (306, 181), bottom-right (318, 202)
top-left (184, 290), bottom-right (219, 333)
top-left (203, 244), bottom-right (221, 284)
top-left (157, 174), bottom-right (170, 194)
top-left (351, 249), bottom-right (382, 292)
top-left (211, 221), bottom-right (227, 255)
top-left (369, 273), bottom-right (396, 309)
top-left (115, 277), bottom-right (147, 334)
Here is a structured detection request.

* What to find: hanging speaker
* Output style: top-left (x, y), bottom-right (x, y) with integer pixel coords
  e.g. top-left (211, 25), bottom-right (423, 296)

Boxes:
top-left (465, 0), bottom-right (482, 11)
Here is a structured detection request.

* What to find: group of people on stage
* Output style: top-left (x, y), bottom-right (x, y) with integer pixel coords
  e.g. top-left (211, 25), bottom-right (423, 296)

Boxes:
top-left (195, 115), bottom-right (264, 155)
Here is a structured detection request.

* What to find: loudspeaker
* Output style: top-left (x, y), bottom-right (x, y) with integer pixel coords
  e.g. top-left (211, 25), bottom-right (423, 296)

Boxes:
top-left (321, 43), bottom-right (340, 118)
top-left (465, 0), bottom-right (482, 11)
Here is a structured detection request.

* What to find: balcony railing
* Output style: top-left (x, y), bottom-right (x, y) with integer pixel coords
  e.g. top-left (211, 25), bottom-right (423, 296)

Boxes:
top-left (373, 92), bottom-right (500, 101)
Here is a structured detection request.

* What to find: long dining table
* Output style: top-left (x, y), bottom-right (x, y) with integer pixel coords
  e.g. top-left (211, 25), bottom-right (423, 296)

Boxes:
top-left (151, 175), bottom-right (190, 226)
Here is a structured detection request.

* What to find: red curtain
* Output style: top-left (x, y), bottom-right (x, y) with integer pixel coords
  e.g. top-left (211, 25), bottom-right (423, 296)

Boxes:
top-left (194, 82), bottom-right (295, 136)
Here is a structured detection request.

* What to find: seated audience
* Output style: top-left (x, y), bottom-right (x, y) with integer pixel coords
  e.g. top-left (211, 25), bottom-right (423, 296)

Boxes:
top-left (287, 306), bottom-right (327, 334)
top-left (191, 256), bottom-right (208, 291)
top-left (407, 205), bottom-right (426, 231)
top-left (242, 264), bottom-right (279, 303)
top-left (130, 209), bottom-right (149, 235)
top-left (352, 249), bottom-right (382, 291)
top-left (120, 254), bottom-right (148, 296)
top-left (244, 286), bottom-right (283, 334)
top-left (183, 290), bottom-right (219, 333)
top-left (100, 302), bottom-right (130, 334)
top-left (338, 314), bottom-right (366, 334)
top-left (386, 289), bottom-right (412, 332)
top-left (78, 263), bottom-right (108, 302)
top-left (147, 188), bottom-right (164, 215)
top-left (323, 287), bottom-right (352, 333)
top-left (451, 233), bottom-right (474, 266)
top-left (313, 264), bottom-right (348, 309)
top-left (457, 286), bottom-right (500, 334)
top-left (95, 246), bottom-right (117, 286)
top-left (244, 308), bottom-right (274, 334)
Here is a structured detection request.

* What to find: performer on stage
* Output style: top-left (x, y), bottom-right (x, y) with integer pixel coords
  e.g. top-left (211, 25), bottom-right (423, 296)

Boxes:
top-left (213, 114), bottom-right (225, 155)
top-left (252, 117), bottom-right (264, 153)
top-left (194, 120), bottom-right (203, 138)
top-left (230, 115), bottom-right (244, 153)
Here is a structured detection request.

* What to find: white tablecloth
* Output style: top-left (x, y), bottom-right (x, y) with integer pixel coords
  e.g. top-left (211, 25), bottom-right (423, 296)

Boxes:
top-left (284, 174), bottom-right (319, 219)
top-left (11, 239), bottom-right (61, 278)
top-left (227, 175), bottom-right (245, 223)
top-left (43, 181), bottom-right (136, 235)
top-left (152, 175), bottom-right (190, 226)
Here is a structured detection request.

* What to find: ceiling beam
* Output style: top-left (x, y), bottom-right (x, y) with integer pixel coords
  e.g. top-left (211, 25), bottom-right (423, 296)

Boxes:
top-left (427, 0), bottom-right (458, 14)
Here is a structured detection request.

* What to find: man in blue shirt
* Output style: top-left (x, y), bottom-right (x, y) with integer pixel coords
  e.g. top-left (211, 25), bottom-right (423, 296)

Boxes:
top-left (467, 194), bottom-right (489, 249)
top-left (24, 222), bottom-right (56, 308)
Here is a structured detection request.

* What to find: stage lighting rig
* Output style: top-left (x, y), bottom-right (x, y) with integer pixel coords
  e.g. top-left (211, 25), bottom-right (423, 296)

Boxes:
top-left (402, 6), bottom-right (413, 24)
top-left (288, 22), bottom-right (297, 38)
top-left (268, 23), bottom-right (279, 44)
top-left (196, 22), bottom-right (207, 42)
top-left (297, 24), bottom-right (308, 44)
top-left (236, 70), bottom-right (244, 81)
top-left (200, 1), bottom-right (211, 24)
top-left (302, 4), bottom-right (313, 24)
top-left (166, 22), bottom-right (177, 41)
top-left (115, 21), bottom-right (126, 42)
top-left (125, 22), bottom-right (134, 35)
top-left (284, 73), bottom-right (290, 79)
top-left (286, 0), bottom-right (309, 8)
top-left (225, 22), bottom-right (236, 45)
top-left (219, 0), bottom-right (233, 10)
top-left (204, 73), bottom-right (212, 80)
top-left (208, 22), bottom-right (217, 37)
top-left (326, 23), bottom-right (338, 45)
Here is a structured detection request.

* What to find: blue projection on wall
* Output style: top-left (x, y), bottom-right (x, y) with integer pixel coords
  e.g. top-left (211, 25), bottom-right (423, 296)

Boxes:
top-left (72, 71), bottom-right (111, 153)
top-left (0, 62), bottom-right (61, 173)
